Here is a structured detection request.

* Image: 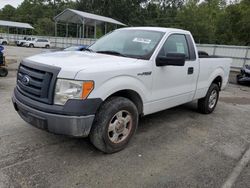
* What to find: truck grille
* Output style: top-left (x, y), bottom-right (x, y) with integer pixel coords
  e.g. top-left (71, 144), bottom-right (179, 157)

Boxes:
top-left (17, 61), bottom-right (60, 104)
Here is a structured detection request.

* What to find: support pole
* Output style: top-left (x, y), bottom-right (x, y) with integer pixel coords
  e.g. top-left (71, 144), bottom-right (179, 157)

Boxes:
top-left (94, 21), bottom-right (97, 39)
top-left (104, 23), bottom-right (107, 34)
top-left (86, 25), bottom-right (89, 38)
top-left (76, 24), bottom-right (78, 38)
top-left (82, 20), bottom-right (85, 38)
top-left (55, 21), bottom-right (57, 37)
top-left (66, 23), bottom-right (68, 37)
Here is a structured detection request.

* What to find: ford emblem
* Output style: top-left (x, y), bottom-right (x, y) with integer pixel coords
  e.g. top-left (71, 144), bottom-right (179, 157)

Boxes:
top-left (21, 75), bottom-right (30, 86)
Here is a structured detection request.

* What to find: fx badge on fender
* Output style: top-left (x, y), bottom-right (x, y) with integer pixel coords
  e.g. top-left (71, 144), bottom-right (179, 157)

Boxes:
top-left (137, 71), bottom-right (152, 76)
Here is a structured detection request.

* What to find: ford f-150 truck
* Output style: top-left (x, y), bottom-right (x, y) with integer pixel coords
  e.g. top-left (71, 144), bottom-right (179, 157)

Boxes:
top-left (12, 27), bottom-right (231, 153)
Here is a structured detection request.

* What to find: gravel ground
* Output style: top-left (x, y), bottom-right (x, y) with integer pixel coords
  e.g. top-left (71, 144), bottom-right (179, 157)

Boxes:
top-left (0, 46), bottom-right (250, 188)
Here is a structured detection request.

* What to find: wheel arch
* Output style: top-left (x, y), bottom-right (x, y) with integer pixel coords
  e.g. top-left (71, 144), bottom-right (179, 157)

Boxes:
top-left (211, 75), bottom-right (223, 90)
top-left (106, 89), bottom-right (144, 115)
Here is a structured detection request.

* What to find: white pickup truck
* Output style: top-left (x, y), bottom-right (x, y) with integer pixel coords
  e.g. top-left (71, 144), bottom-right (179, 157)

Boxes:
top-left (16, 37), bottom-right (36, 47)
top-left (12, 27), bottom-right (231, 153)
top-left (0, 37), bottom-right (8, 45)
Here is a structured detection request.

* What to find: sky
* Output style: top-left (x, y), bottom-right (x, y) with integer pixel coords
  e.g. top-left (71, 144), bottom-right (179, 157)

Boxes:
top-left (0, 0), bottom-right (24, 9)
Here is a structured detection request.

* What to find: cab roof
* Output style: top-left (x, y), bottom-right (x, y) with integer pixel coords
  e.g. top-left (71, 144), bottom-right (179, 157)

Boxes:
top-left (119, 27), bottom-right (190, 34)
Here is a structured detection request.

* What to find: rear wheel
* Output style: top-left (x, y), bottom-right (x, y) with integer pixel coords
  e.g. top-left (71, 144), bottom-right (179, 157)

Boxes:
top-left (2, 41), bottom-right (7, 45)
top-left (29, 44), bottom-right (34, 48)
top-left (198, 83), bottom-right (219, 114)
top-left (90, 97), bottom-right (138, 153)
top-left (236, 74), bottom-right (243, 84)
top-left (45, 45), bottom-right (50, 48)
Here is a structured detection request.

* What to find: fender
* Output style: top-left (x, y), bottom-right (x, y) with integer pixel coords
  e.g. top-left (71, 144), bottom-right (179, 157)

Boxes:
top-left (208, 66), bottom-right (224, 88)
top-left (88, 75), bottom-right (149, 103)
top-left (194, 66), bottom-right (225, 100)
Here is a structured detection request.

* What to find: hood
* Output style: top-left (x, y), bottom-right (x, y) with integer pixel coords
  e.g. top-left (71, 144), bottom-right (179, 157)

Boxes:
top-left (25, 51), bottom-right (138, 79)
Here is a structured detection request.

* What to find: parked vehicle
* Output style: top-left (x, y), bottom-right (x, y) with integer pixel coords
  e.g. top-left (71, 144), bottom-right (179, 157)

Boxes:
top-left (0, 45), bottom-right (8, 77)
top-left (12, 27), bottom-right (231, 153)
top-left (237, 65), bottom-right (250, 85)
top-left (0, 37), bottom-right (8, 45)
top-left (23, 38), bottom-right (50, 48)
top-left (64, 45), bottom-right (88, 51)
top-left (16, 37), bottom-right (35, 47)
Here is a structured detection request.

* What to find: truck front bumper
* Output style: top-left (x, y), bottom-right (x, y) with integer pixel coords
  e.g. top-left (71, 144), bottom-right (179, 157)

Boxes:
top-left (12, 93), bottom-right (95, 137)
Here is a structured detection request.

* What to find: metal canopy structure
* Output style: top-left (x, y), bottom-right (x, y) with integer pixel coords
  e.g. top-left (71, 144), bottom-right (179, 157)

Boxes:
top-left (54, 8), bottom-right (126, 38)
top-left (0, 20), bottom-right (34, 29)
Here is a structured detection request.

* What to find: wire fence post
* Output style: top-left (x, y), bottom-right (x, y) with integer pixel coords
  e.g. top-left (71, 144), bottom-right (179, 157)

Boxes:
top-left (213, 45), bottom-right (217, 55)
top-left (243, 47), bottom-right (249, 67)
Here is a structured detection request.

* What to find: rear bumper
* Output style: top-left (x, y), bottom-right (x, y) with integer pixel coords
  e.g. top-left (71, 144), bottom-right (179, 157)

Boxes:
top-left (12, 93), bottom-right (95, 137)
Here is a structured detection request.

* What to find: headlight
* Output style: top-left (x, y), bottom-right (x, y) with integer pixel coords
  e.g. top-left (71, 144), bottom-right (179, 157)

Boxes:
top-left (54, 79), bottom-right (94, 105)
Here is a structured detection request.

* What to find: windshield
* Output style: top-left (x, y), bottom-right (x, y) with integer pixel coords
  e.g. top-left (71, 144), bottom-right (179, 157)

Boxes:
top-left (89, 30), bottom-right (164, 59)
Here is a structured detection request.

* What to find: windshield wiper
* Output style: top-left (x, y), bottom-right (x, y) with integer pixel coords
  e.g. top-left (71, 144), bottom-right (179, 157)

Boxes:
top-left (96, 50), bottom-right (127, 57)
top-left (82, 48), bottom-right (94, 52)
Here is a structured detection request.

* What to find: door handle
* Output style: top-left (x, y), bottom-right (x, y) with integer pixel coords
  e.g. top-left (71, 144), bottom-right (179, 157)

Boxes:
top-left (188, 67), bottom-right (194, 75)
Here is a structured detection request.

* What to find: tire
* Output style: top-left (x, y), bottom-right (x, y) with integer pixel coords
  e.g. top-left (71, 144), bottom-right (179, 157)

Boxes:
top-left (45, 45), bottom-right (50, 49)
top-left (90, 97), bottom-right (138, 153)
top-left (236, 74), bottom-right (244, 85)
top-left (198, 83), bottom-right (220, 114)
top-left (2, 41), bottom-right (7, 45)
top-left (29, 44), bottom-right (34, 48)
top-left (0, 68), bottom-right (8, 77)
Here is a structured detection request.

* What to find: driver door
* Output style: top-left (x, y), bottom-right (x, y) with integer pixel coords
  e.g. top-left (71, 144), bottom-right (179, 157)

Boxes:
top-left (151, 33), bottom-right (199, 111)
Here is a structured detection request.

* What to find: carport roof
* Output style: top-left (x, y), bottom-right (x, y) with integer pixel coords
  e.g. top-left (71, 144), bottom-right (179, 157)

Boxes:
top-left (0, 20), bottom-right (34, 29)
top-left (54, 8), bottom-right (126, 26)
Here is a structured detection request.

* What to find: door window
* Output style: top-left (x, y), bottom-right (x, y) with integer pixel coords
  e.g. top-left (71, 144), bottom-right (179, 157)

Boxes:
top-left (159, 34), bottom-right (190, 59)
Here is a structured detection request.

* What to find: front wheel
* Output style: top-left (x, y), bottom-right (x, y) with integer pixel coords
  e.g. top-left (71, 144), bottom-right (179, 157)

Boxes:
top-left (198, 83), bottom-right (219, 114)
top-left (90, 97), bottom-right (138, 153)
top-left (29, 44), bottom-right (34, 48)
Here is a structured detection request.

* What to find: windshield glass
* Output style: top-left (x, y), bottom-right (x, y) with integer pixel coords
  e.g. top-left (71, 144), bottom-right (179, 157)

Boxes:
top-left (89, 30), bottom-right (164, 59)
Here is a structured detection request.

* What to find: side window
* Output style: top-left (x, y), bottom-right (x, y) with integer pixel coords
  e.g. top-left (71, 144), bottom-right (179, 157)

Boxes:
top-left (37, 39), bottom-right (42, 42)
top-left (159, 34), bottom-right (190, 59)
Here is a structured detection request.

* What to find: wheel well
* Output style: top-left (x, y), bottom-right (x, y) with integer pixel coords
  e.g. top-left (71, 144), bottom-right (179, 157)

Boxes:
top-left (108, 90), bottom-right (143, 115)
top-left (212, 76), bottom-right (222, 90)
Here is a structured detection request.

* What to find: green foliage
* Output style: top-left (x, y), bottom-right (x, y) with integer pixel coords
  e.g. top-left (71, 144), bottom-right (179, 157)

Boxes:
top-left (0, 0), bottom-right (249, 45)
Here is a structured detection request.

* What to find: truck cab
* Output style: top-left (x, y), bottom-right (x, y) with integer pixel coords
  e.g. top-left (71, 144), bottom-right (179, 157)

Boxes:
top-left (12, 27), bottom-right (231, 153)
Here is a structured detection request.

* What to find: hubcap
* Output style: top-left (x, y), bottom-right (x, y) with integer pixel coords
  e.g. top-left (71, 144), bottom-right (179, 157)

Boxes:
top-left (108, 110), bottom-right (132, 144)
top-left (209, 90), bottom-right (218, 109)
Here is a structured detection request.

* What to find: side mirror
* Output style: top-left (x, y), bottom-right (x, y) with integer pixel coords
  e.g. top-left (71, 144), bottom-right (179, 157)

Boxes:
top-left (156, 53), bottom-right (186, 67)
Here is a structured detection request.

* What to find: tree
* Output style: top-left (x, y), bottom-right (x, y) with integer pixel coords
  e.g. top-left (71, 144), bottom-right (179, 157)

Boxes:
top-left (0, 5), bottom-right (16, 21)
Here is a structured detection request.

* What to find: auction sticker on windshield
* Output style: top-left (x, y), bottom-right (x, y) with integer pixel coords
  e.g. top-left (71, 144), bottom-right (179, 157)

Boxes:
top-left (133, 38), bottom-right (152, 44)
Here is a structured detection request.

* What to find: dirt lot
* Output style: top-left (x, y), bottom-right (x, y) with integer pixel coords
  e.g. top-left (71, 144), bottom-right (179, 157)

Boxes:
top-left (0, 46), bottom-right (250, 188)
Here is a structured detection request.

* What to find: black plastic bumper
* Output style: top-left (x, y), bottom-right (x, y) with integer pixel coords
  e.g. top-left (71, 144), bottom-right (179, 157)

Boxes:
top-left (12, 88), bottom-right (103, 137)
top-left (14, 88), bottom-right (103, 116)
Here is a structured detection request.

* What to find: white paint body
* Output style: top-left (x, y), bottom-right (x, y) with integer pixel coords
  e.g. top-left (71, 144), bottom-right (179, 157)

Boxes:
top-left (25, 27), bottom-right (231, 115)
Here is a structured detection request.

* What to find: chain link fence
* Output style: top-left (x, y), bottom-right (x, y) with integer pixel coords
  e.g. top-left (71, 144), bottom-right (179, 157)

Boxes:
top-left (1, 33), bottom-right (249, 71)
top-left (197, 44), bottom-right (250, 71)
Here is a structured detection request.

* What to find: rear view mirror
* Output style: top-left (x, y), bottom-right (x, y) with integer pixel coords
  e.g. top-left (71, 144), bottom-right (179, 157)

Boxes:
top-left (156, 53), bottom-right (186, 66)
